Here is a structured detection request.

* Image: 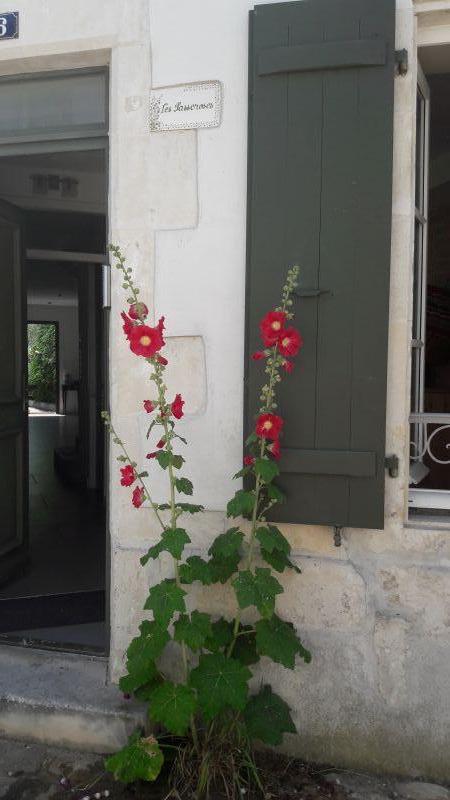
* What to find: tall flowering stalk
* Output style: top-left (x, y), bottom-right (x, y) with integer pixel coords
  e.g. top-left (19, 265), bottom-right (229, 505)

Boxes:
top-left (103, 248), bottom-right (310, 796)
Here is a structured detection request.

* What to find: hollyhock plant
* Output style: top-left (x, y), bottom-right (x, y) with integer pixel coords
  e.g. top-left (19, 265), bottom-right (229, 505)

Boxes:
top-left (121, 311), bottom-right (134, 340)
top-left (278, 327), bottom-right (303, 357)
top-left (132, 486), bottom-right (145, 508)
top-left (102, 248), bottom-right (309, 798)
top-left (281, 358), bottom-right (294, 373)
top-left (129, 301), bottom-right (149, 320)
top-left (120, 465), bottom-right (136, 487)
top-left (255, 413), bottom-right (283, 440)
top-left (259, 310), bottom-right (286, 346)
top-left (171, 393), bottom-right (184, 419)
top-left (129, 323), bottom-right (165, 357)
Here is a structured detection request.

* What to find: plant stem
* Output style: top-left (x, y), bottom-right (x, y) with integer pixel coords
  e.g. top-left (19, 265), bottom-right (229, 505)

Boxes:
top-left (153, 367), bottom-right (200, 753)
top-left (228, 285), bottom-right (293, 658)
top-left (106, 417), bottom-right (166, 531)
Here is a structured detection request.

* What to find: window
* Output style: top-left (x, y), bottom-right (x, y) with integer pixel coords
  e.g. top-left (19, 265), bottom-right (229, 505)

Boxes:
top-left (409, 63), bottom-right (450, 511)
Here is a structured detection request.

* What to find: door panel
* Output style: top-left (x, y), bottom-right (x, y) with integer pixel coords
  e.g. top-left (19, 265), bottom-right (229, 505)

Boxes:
top-left (0, 198), bottom-right (27, 582)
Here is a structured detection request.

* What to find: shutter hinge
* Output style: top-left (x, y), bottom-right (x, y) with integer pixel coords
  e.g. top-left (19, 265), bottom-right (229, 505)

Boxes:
top-left (385, 454), bottom-right (399, 478)
top-left (395, 49), bottom-right (408, 76)
top-left (333, 526), bottom-right (343, 548)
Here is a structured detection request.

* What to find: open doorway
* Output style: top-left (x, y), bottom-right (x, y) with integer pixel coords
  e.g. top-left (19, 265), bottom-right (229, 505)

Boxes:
top-left (410, 48), bottom-right (450, 513)
top-left (0, 70), bottom-right (109, 651)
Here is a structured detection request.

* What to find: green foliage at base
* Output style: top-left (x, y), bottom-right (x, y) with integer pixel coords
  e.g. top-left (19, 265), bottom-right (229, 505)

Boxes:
top-left (105, 733), bottom-right (164, 783)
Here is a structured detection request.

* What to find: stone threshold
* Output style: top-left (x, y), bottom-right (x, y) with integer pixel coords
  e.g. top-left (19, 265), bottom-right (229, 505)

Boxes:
top-left (0, 644), bottom-right (145, 753)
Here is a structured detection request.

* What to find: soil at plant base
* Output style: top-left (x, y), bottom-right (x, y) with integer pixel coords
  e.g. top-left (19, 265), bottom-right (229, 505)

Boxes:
top-left (1, 737), bottom-right (449, 800)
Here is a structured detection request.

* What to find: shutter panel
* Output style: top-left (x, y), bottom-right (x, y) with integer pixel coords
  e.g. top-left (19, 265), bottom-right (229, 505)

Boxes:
top-left (245, 0), bottom-right (395, 530)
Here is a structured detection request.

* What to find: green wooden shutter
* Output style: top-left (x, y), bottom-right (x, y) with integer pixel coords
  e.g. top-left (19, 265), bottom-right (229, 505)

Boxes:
top-left (245, 0), bottom-right (396, 530)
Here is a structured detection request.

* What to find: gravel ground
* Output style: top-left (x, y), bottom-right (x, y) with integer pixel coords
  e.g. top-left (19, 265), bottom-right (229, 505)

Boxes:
top-left (0, 737), bottom-right (449, 800)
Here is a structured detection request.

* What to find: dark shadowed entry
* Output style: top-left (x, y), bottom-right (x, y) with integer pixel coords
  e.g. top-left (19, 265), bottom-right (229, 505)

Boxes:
top-left (0, 68), bottom-right (109, 653)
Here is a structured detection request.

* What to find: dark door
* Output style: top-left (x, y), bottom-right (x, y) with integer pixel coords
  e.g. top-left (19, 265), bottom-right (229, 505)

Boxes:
top-left (0, 198), bottom-right (28, 583)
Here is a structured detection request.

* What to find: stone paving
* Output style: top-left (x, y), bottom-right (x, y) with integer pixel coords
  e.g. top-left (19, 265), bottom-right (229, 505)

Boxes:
top-left (0, 737), bottom-right (449, 800)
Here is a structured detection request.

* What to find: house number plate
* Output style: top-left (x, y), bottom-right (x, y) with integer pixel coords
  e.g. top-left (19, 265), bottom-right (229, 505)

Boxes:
top-left (0, 11), bottom-right (18, 40)
top-left (150, 80), bottom-right (222, 132)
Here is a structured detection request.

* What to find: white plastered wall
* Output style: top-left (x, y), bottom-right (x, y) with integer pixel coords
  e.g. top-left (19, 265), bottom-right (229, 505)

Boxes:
top-left (0, 0), bottom-right (449, 780)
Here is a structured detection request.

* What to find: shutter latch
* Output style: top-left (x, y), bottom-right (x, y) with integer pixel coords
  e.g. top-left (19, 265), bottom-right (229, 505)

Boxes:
top-left (385, 454), bottom-right (399, 478)
top-left (294, 288), bottom-right (330, 299)
top-left (395, 49), bottom-right (408, 76)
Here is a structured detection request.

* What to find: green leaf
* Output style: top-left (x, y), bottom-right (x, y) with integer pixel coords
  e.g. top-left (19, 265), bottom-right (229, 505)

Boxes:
top-left (256, 525), bottom-right (290, 554)
top-left (267, 483), bottom-right (286, 503)
top-left (172, 454), bottom-right (185, 469)
top-left (244, 686), bottom-right (296, 745)
top-left (174, 610), bottom-right (213, 651)
top-left (254, 458), bottom-right (279, 483)
top-left (156, 451), bottom-right (172, 469)
top-left (141, 528), bottom-right (191, 564)
top-left (148, 682), bottom-right (197, 736)
top-left (179, 556), bottom-right (212, 585)
top-left (119, 621), bottom-right (168, 693)
top-left (245, 432), bottom-right (258, 446)
top-left (208, 528), bottom-right (244, 559)
top-left (175, 477), bottom-right (194, 496)
top-left (134, 676), bottom-right (164, 701)
top-left (105, 733), bottom-right (164, 783)
top-left (204, 618), bottom-right (234, 652)
top-left (144, 579), bottom-right (186, 627)
top-left (233, 626), bottom-right (259, 666)
top-left (255, 614), bottom-right (311, 668)
top-left (176, 502), bottom-right (204, 514)
top-left (227, 490), bottom-right (255, 519)
top-left (209, 553), bottom-right (240, 584)
top-left (232, 568), bottom-right (283, 618)
top-left (189, 653), bottom-right (251, 720)
top-left (261, 547), bottom-right (301, 574)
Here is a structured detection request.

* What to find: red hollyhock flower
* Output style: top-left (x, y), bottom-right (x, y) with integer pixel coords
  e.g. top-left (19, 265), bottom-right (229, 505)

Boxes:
top-left (260, 311), bottom-right (286, 346)
top-left (129, 302), bottom-right (149, 320)
top-left (146, 452), bottom-right (157, 459)
top-left (157, 355), bottom-right (168, 366)
top-left (157, 316), bottom-right (165, 335)
top-left (132, 486), bottom-right (145, 508)
top-left (244, 455), bottom-right (255, 466)
top-left (121, 311), bottom-right (135, 340)
top-left (267, 438), bottom-right (281, 460)
top-left (156, 438), bottom-right (165, 449)
top-left (281, 359), bottom-right (294, 374)
top-left (143, 400), bottom-right (156, 413)
top-left (252, 351), bottom-right (266, 361)
top-left (129, 324), bottom-right (164, 357)
top-left (278, 327), bottom-right (303, 357)
top-left (171, 393), bottom-right (184, 420)
top-left (255, 413), bottom-right (283, 441)
top-left (120, 465), bottom-right (136, 487)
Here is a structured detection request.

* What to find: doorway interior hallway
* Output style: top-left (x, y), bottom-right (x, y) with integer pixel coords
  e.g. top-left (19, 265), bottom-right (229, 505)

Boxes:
top-left (0, 87), bottom-right (109, 652)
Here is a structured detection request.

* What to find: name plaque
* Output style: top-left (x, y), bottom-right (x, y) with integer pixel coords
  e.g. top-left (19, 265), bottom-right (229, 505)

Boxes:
top-left (150, 80), bottom-right (222, 132)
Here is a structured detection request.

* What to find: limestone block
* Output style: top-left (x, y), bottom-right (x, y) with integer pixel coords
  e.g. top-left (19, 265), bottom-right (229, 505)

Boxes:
top-left (148, 131), bottom-right (198, 230)
top-left (375, 566), bottom-right (450, 635)
top-left (134, 335), bottom-right (206, 416)
top-left (279, 560), bottom-right (367, 631)
top-left (374, 615), bottom-right (410, 706)
top-left (270, 522), bottom-right (350, 561)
